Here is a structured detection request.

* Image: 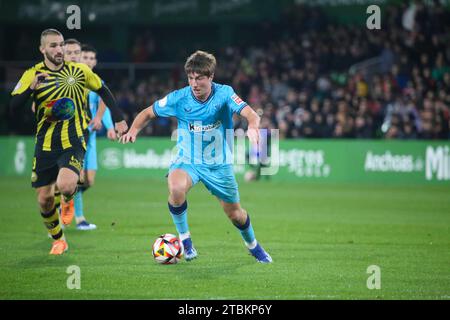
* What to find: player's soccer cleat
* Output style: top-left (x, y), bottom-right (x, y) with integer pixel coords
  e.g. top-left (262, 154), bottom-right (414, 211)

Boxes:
top-left (249, 243), bottom-right (272, 263)
top-left (49, 239), bottom-right (68, 255)
top-left (76, 220), bottom-right (97, 231)
top-left (60, 198), bottom-right (75, 226)
top-left (181, 237), bottom-right (198, 261)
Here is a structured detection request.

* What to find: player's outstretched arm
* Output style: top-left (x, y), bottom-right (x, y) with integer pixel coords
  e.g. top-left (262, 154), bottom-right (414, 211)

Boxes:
top-left (101, 107), bottom-right (116, 140)
top-left (88, 98), bottom-right (106, 131)
top-left (240, 105), bottom-right (261, 146)
top-left (119, 105), bottom-right (156, 144)
top-left (95, 84), bottom-right (127, 137)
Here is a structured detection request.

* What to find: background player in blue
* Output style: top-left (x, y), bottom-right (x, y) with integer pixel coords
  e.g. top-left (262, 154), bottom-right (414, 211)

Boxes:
top-left (72, 44), bottom-right (117, 230)
top-left (120, 51), bottom-right (272, 263)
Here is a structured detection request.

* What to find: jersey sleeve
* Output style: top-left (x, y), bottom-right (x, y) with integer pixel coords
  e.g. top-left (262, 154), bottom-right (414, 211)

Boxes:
top-left (153, 90), bottom-right (179, 118)
top-left (94, 80), bottom-right (114, 128)
top-left (79, 63), bottom-right (102, 91)
top-left (225, 85), bottom-right (248, 115)
top-left (11, 68), bottom-right (36, 95)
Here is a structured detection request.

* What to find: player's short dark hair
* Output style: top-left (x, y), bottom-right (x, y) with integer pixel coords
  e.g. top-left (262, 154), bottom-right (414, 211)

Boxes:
top-left (40, 28), bottom-right (63, 46)
top-left (64, 38), bottom-right (81, 47)
top-left (81, 44), bottom-right (97, 54)
top-left (184, 50), bottom-right (216, 77)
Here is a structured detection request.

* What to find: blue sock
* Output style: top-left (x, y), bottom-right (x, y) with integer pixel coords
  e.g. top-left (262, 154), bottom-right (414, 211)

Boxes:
top-left (234, 214), bottom-right (256, 245)
top-left (169, 201), bottom-right (189, 235)
top-left (74, 191), bottom-right (84, 219)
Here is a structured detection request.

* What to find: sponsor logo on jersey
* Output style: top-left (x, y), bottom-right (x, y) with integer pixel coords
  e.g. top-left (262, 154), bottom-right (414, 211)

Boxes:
top-left (69, 155), bottom-right (82, 171)
top-left (231, 94), bottom-right (244, 105)
top-left (31, 171), bottom-right (38, 183)
top-left (188, 120), bottom-right (222, 132)
top-left (13, 81), bottom-right (22, 93)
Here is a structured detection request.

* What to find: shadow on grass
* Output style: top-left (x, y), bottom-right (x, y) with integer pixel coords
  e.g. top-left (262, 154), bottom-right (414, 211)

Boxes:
top-left (167, 253), bottom-right (272, 282)
top-left (11, 240), bottom-right (77, 268)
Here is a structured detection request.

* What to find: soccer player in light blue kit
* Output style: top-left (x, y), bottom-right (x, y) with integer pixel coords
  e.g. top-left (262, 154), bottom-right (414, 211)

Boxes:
top-left (73, 44), bottom-right (117, 230)
top-left (120, 51), bottom-right (272, 263)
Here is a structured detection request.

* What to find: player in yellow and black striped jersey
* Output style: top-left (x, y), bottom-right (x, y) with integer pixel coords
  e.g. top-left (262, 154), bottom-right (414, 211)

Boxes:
top-left (10, 28), bottom-right (128, 255)
top-left (14, 57), bottom-right (101, 152)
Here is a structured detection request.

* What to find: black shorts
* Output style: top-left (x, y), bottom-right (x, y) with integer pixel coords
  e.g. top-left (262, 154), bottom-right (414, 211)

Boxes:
top-left (31, 147), bottom-right (85, 188)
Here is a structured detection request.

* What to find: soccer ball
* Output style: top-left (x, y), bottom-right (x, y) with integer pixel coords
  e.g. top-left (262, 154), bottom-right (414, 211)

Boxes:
top-left (152, 234), bottom-right (183, 264)
top-left (44, 97), bottom-right (75, 122)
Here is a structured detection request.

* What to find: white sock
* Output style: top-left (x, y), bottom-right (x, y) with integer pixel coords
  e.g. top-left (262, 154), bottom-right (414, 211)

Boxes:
top-left (179, 232), bottom-right (191, 241)
top-left (245, 239), bottom-right (257, 249)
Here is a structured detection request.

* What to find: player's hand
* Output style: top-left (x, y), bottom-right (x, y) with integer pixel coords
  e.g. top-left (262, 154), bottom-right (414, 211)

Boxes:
top-left (119, 131), bottom-right (137, 144)
top-left (89, 115), bottom-right (103, 131)
top-left (106, 128), bottom-right (117, 140)
top-left (78, 169), bottom-right (85, 185)
top-left (115, 120), bottom-right (128, 138)
top-left (30, 73), bottom-right (49, 90)
top-left (247, 126), bottom-right (260, 146)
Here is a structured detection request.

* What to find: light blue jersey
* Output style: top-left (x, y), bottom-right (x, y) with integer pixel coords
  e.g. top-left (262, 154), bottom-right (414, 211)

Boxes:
top-left (154, 82), bottom-right (247, 166)
top-left (154, 82), bottom-right (248, 203)
top-left (84, 91), bottom-right (114, 170)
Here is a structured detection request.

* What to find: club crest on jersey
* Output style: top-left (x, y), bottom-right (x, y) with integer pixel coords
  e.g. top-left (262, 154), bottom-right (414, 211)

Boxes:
top-left (231, 94), bottom-right (244, 105)
top-left (65, 76), bottom-right (76, 86)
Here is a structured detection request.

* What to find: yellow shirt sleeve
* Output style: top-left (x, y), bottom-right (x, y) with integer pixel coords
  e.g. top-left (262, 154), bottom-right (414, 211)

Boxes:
top-left (76, 63), bottom-right (102, 92)
top-left (11, 68), bottom-right (36, 95)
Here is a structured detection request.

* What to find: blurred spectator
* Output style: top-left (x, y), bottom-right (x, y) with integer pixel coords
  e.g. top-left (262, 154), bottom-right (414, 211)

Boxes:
top-left (116, 1), bottom-right (449, 141)
top-left (5, 1), bottom-right (449, 141)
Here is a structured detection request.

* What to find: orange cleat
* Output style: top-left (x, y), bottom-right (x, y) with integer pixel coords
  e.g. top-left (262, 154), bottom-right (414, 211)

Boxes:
top-left (49, 239), bottom-right (68, 255)
top-left (60, 198), bottom-right (75, 226)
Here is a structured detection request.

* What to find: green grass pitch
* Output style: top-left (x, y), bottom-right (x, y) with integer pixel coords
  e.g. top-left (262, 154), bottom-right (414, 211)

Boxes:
top-left (0, 176), bottom-right (449, 299)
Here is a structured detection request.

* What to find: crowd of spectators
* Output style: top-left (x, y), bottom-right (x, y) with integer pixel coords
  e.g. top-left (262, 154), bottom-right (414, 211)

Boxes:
top-left (3, 1), bottom-right (449, 140)
top-left (114, 1), bottom-right (450, 140)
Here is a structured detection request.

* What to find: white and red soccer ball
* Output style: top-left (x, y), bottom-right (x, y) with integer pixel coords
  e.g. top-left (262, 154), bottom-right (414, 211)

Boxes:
top-left (152, 233), bottom-right (183, 264)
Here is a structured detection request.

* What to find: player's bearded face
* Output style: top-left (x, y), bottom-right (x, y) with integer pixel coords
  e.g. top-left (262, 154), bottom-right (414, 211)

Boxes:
top-left (188, 72), bottom-right (213, 100)
top-left (41, 35), bottom-right (64, 66)
top-left (45, 49), bottom-right (63, 65)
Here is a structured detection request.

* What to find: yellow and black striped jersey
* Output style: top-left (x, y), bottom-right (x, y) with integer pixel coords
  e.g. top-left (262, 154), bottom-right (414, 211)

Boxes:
top-left (12, 61), bottom-right (102, 152)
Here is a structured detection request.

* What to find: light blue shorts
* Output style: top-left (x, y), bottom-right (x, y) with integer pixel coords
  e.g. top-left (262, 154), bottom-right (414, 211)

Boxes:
top-left (84, 133), bottom-right (97, 171)
top-left (169, 162), bottom-right (240, 204)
